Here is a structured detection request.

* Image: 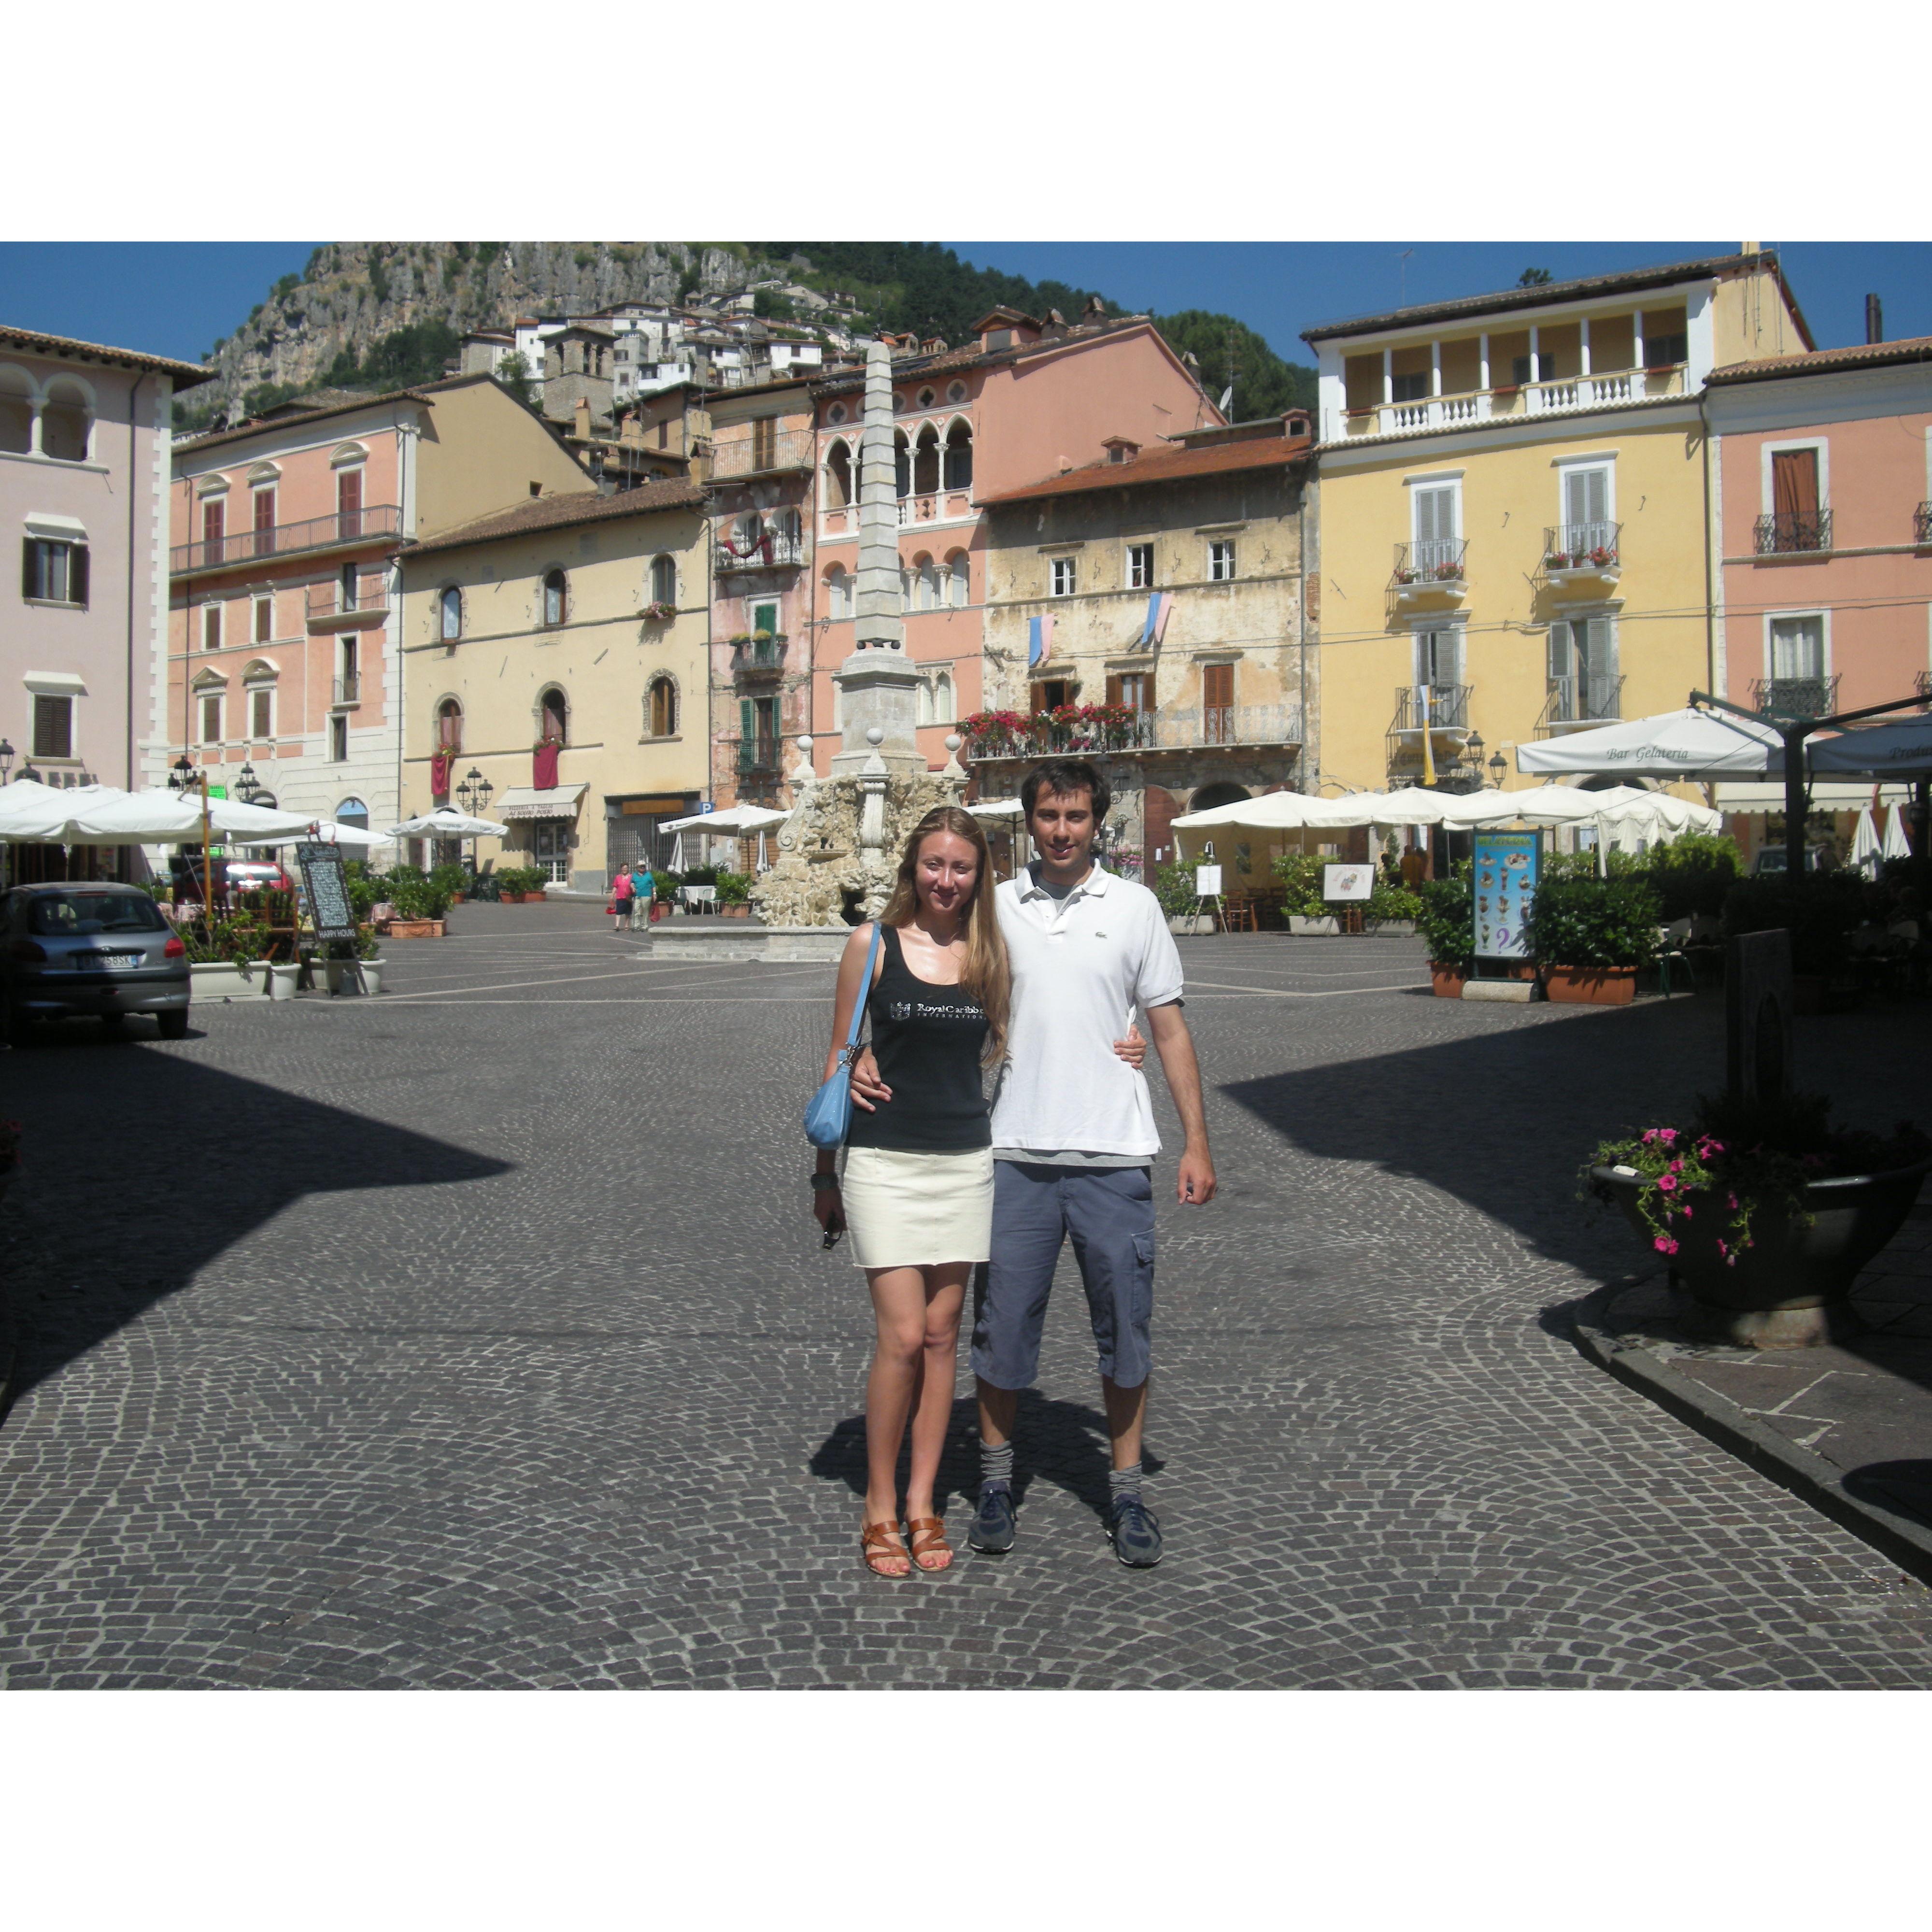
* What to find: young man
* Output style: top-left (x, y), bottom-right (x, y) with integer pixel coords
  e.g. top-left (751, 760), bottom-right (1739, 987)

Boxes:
top-left (857, 758), bottom-right (1215, 1566)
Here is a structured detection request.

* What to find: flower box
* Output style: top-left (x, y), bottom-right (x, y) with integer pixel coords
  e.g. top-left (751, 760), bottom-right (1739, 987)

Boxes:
top-left (385, 919), bottom-right (445, 939)
top-left (188, 962), bottom-right (265, 1001)
top-left (1544, 965), bottom-right (1636, 1005)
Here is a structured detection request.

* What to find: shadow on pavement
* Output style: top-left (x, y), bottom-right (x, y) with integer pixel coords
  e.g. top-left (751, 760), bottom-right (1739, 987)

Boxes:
top-left (0, 1035), bottom-right (512, 1410)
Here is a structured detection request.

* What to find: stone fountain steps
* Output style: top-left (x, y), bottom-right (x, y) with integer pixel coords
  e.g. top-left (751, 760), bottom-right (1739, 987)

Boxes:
top-left (643, 923), bottom-right (850, 962)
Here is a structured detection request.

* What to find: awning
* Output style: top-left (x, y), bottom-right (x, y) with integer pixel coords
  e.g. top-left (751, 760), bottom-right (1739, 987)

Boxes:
top-left (1714, 781), bottom-right (1915, 813)
top-left (494, 783), bottom-right (588, 821)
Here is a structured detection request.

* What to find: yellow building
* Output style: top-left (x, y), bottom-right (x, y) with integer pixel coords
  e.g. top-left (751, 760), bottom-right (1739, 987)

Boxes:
top-left (1304, 252), bottom-right (1811, 815)
top-left (398, 481), bottom-right (710, 887)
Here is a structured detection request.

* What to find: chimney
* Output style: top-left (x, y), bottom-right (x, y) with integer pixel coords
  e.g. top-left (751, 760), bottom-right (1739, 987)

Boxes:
top-left (574, 397), bottom-right (592, 440)
top-left (1865, 294), bottom-right (1884, 345)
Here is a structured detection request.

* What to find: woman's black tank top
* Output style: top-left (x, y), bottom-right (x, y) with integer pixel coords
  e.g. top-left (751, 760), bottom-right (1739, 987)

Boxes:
top-left (843, 925), bottom-right (991, 1154)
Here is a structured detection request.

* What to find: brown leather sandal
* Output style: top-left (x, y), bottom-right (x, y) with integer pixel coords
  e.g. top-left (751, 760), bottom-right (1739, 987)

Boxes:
top-left (861, 1519), bottom-right (910, 1578)
top-left (907, 1517), bottom-right (952, 1573)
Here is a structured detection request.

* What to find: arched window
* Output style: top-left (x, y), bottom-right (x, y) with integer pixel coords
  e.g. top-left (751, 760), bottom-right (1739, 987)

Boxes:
top-left (647, 676), bottom-right (677, 738)
top-left (894, 429), bottom-right (910, 500)
top-left (825, 565), bottom-right (852, 620)
top-left (914, 554), bottom-right (939, 611)
top-left (650, 554), bottom-right (676, 605)
top-left (335, 796), bottom-right (370, 831)
top-left (0, 366), bottom-right (32, 455)
top-left (41, 378), bottom-right (93, 463)
top-left (540, 686), bottom-right (568, 744)
top-left (913, 424), bottom-right (941, 497)
top-left (439, 585), bottom-right (463, 642)
top-left (542, 568), bottom-right (567, 627)
top-left (934, 671), bottom-right (954, 724)
top-left (437, 697), bottom-right (463, 752)
top-left (918, 677), bottom-right (935, 726)
top-left (824, 438), bottom-right (853, 508)
top-left (944, 550), bottom-right (970, 608)
top-left (943, 419), bottom-right (973, 490)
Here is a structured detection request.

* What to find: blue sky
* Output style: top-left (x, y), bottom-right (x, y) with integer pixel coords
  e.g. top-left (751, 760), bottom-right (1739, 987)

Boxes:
top-left (1, 241), bottom-right (1927, 370)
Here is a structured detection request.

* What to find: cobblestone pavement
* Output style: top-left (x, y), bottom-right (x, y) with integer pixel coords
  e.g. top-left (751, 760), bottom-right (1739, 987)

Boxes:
top-left (2, 905), bottom-right (1928, 1689)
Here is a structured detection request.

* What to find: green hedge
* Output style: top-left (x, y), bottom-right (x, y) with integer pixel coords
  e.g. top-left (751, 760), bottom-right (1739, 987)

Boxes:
top-left (1526, 876), bottom-right (1661, 969)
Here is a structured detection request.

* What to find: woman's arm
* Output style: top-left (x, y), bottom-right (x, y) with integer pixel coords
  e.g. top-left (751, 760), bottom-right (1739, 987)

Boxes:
top-left (815, 923), bottom-right (879, 1215)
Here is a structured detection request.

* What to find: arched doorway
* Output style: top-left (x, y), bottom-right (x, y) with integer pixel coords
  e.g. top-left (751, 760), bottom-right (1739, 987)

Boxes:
top-left (1189, 780), bottom-right (1250, 814)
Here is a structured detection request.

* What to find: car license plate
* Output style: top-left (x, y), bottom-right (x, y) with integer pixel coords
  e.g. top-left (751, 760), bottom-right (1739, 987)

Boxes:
top-left (98, 952), bottom-right (143, 970)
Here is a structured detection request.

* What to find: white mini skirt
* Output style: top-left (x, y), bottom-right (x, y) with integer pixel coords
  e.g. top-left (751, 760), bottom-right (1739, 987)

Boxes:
top-left (840, 1145), bottom-right (994, 1270)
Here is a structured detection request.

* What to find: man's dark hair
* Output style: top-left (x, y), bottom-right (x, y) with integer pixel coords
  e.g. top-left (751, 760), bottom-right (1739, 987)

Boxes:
top-left (1021, 758), bottom-right (1110, 824)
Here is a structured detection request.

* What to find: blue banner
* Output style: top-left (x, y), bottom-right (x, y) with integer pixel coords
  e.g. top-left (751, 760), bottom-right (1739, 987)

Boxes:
top-left (1473, 831), bottom-right (1539, 960)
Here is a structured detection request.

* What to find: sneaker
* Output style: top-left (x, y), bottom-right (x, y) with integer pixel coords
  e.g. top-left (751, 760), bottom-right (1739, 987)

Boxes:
top-left (1105, 1493), bottom-right (1163, 1568)
top-left (967, 1482), bottom-right (1016, 1554)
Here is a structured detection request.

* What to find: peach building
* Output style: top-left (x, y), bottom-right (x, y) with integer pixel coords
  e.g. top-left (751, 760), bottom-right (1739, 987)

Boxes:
top-left (164, 374), bottom-right (592, 832)
top-left (2, 325), bottom-right (208, 854)
top-left (1705, 335), bottom-right (1932, 855)
top-left (804, 305), bottom-right (1221, 778)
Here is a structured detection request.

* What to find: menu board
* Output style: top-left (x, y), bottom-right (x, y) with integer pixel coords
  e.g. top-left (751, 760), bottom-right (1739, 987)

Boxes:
top-left (1323, 864), bottom-right (1373, 903)
top-left (295, 841), bottom-right (357, 942)
top-left (1473, 831), bottom-right (1539, 960)
top-left (1195, 865), bottom-right (1223, 896)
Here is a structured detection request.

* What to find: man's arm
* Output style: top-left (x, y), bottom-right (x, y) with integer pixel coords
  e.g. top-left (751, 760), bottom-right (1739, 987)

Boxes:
top-left (1143, 1000), bottom-right (1216, 1205)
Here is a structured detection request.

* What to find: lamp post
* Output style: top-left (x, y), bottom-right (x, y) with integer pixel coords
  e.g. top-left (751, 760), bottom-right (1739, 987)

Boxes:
top-left (233, 761), bottom-right (262, 805)
top-left (1488, 748), bottom-right (1508, 789)
top-left (0, 738), bottom-right (13, 782)
top-left (455, 767), bottom-right (493, 873)
top-left (169, 753), bottom-right (213, 915)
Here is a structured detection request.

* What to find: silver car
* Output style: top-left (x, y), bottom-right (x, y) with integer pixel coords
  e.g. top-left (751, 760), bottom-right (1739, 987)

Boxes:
top-left (2, 882), bottom-right (191, 1043)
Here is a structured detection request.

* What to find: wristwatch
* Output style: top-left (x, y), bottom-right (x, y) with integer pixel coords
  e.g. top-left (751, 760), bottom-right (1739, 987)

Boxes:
top-left (811, 1173), bottom-right (840, 1193)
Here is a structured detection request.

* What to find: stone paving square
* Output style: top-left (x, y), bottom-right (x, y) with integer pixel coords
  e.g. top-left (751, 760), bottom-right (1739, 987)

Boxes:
top-left (1, 902), bottom-right (1929, 1689)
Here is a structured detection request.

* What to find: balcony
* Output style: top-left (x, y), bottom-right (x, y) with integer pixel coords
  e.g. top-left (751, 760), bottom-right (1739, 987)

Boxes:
top-left (731, 635), bottom-right (787, 678)
top-left (1386, 683), bottom-right (1474, 776)
top-left (1541, 522), bottom-right (1621, 589)
top-left (331, 674), bottom-right (361, 709)
top-left (707, 427), bottom-right (817, 480)
top-left (172, 504), bottom-right (404, 577)
top-left (961, 705), bottom-right (1302, 762)
top-left (1753, 510), bottom-right (1833, 556)
top-left (1341, 367), bottom-right (1682, 439)
top-left (1751, 675), bottom-right (1841, 719)
top-left (713, 530), bottom-right (805, 572)
top-left (1389, 538), bottom-right (1467, 606)
top-left (818, 493), bottom-right (972, 539)
top-left (1915, 503), bottom-right (1932, 546)
top-left (1536, 672), bottom-right (1625, 736)
top-left (305, 576), bottom-right (390, 629)
top-left (736, 733), bottom-right (782, 775)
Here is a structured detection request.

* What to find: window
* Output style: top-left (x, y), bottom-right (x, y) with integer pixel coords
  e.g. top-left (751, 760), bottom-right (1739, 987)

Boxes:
top-left (40, 381), bottom-right (90, 463)
top-left (543, 568), bottom-right (567, 626)
top-left (250, 684), bottom-right (274, 740)
top-left (934, 671), bottom-right (954, 724)
top-left (1770, 614), bottom-right (1825, 682)
top-left (894, 431), bottom-right (910, 499)
top-left (437, 697), bottom-right (463, 752)
top-left (32, 693), bottom-right (73, 759)
top-left (199, 691), bottom-right (223, 745)
top-left (540, 686), bottom-right (568, 744)
top-left (751, 599), bottom-right (779, 638)
top-left (252, 486), bottom-right (277, 556)
top-left (254, 594), bottom-right (273, 643)
top-left (1511, 353), bottom-right (1554, 385)
top-left (329, 713), bottom-right (348, 761)
top-left (340, 561), bottom-right (359, 614)
top-left (918, 676), bottom-right (936, 726)
top-left (1107, 671), bottom-right (1152, 713)
top-left (1126, 542), bottom-right (1154, 590)
top-left (202, 602), bottom-right (222, 652)
top-left (913, 425), bottom-right (941, 497)
top-left (1391, 371), bottom-right (1430, 404)
top-left (440, 585), bottom-right (463, 642)
top-left (335, 797), bottom-right (369, 831)
top-left (825, 564), bottom-right (852, 620)
top-left (1033, 679), bottom-right (1072, 711)
top-left (1766, 447), bottom-right (1827, 552)
top-left (917, 386), bottom-right (936, 408)
top-left (22, 538), bottom-right (88, 605)
top-left (650, 554), bottom-right (676, 606)
top-left (1050, 556), bottom-right (1077, 597)
top-left (1208, 539), bottom-right (1237, 582)
top-left (943, 420), bottom-right (973, 490)
top-left (915, 555), bottom-right (939, 611)
top-left (944, 551), bottom-right (969, 608)
top-left (648, 675), bottom-right (678, 737)
top-left (827, 403), bottom-right (847, 426)
top-left (1412, 483), bottom-right (1458, 546)
top-left (752, 416), bottom-right (777, 470)
top-left (1202, 663), bottom-right (1235, 743)
top-left (338, 635), bottom-right (358, 703)
top-left (1562, 463), bottom-right (1612, 541)
top-left (337, 466), bottom-right (363, 539)
top-left (1414, 625), bottom-right (1463, 689)
top-left (824, 438), bottom-right (853, 509)
top-left (1547, 616), bottom-right (1617, 721)
top-left (201, 497), bottom-right (226, 556)
top-left (946, 381), bottom-right (967, 405)
top-left (0, 368), bottom-right (31, 454)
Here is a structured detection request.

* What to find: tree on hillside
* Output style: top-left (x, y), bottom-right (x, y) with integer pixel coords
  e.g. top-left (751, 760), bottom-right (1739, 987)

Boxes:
top-left (1151, 311), bottom-right (1317, 422)
top-left (1518, 268), bottom-right (1553, 286)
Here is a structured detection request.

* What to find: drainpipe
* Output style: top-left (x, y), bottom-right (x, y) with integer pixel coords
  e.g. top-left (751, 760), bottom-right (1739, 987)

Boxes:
top-left (1296, 459), bottom-right (1309, 793)
top-left (127, 371), bottom-right (144, 796)
top-left (1697, 388), bottom-right (1718, 702)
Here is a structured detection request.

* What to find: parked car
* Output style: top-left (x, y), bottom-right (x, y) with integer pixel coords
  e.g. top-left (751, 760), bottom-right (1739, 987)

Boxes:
top-left (168, 854), bottom-right (295, 900)
top-left (1752, 845), bottom-right (1831, 876)
top-left (2, 882), bottom-right (190, 1042)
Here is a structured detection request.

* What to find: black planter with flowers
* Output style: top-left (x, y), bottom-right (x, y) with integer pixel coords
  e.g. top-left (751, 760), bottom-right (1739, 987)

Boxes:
top-left (1586, 1096), bottom-right (1931, 1348)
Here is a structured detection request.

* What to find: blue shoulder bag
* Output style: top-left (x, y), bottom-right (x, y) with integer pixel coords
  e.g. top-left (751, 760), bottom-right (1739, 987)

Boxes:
top-left (803, 921), bottom-right (883, 1149)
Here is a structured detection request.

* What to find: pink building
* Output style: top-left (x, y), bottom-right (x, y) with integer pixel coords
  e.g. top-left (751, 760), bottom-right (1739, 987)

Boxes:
top-left (1707, 336), bottom-right (1932, 855)
top-left (2, 325), bottom-right (208, 862)
top-left (165, 374), bottom-right (593, 831)
top-left (805, 306), bottom-right (1220, 777)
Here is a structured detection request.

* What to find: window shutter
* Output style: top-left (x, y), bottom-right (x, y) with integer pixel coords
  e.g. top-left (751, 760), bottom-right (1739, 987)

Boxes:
top-left (1203, 663), bottom-right (1233, 710)
top-left (70, 544), bottom-right (88, 607)
top-left (740, 696), bottom-right (755, 742)
top-left (1585, 615), bottom-right (1614, 676)
top-left (22, 537), bottom-right (35, 601)
top-left (1106, 674), bottom-right (1124, 709)
top-left (1547, 624), bottom-right (1571, 682)
top-left (1414, 486), bottom-right (1454, 543)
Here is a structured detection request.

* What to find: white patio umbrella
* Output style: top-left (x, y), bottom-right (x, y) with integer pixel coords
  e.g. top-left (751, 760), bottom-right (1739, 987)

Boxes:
top-left (228, 820), bottom-right (391, 849)
top-left (659, 803), bottom-right (790, 872)
top-left (122, 788), bottom-right (323, 841)
top-left (1807, 715), bottom-right (1932, 777)
top-left (0, 780), bottom-right (131, 842)
top-left (1882, 803), bottom-right (1914, 861)
top-left (966, 798), bottom-right (1025, 818)
top-left (1850, 805), bottom-right (1884, 877)
top-left (1516, 706), bottom-right (1784, 778)
top-left (388, 807), bottom-right (511, 839)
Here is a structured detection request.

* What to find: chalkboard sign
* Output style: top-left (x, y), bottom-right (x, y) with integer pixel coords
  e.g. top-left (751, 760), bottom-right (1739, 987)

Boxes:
top-left (295, 841), bottom-right (357, 942)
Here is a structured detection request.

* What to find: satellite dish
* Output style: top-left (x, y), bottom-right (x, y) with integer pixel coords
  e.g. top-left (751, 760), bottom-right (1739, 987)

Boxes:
top-left (1218, 384), bottom-right (1234, 413)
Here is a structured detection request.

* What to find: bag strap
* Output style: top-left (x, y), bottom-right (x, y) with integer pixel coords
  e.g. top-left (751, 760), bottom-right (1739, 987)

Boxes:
top-left (842, 921), bottom-right (883, 1057)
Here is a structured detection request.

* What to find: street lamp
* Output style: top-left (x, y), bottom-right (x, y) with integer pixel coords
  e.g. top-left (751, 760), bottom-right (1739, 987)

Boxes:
top-left (1488, 748), bottom-right (1508, 788)
top-left (168, 755), bottom-right (214, 912)
top-left (0, 738), bottom-right (13, 782)
top-left (454, 768), bottom-right (494, 872)
top-left (233, 761), bottom-right (263, 805)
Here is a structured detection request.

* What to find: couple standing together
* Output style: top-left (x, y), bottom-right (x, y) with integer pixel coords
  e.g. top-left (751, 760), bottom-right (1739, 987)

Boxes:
top-left (812, 759), bottom-right (1216, 1578)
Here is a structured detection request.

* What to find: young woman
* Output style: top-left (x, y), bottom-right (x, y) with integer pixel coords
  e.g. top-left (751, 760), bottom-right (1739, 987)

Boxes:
top-left (608, 863), bottom-right (635, 933)
top-left (814, 807), bottom-right (1142, 1578)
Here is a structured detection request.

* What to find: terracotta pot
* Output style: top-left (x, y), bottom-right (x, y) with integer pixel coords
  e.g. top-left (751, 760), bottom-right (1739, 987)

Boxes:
top-left (1544, 966), bottom-right (1636, 1006)
top-left (1429, 963), bottom-right (1466, 999)
top-left (386, 920), bottom-right (444, 939)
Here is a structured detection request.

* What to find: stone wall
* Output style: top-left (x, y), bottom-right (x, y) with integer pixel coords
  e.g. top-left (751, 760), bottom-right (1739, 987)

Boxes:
top-left (750, 771), bottom-right (966, 927)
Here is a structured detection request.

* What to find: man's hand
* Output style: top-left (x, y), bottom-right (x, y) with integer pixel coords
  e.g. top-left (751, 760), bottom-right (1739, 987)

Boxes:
top-left (849, 1046), bottom-right (891, 1114)
top-left (1112, 1023), bottom-right (1147, 1069)
top-left (1175, 1147), bottom-right (1217, 1206)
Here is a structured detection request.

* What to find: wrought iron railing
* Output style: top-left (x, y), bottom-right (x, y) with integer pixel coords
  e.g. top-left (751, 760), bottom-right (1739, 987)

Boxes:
top-left (1388, 683), bottom-right (1472, 732)
top-left (172, 503), bottom-right (403, 574)
top-left (305, 575), bottom-right (387, 622)
top-left (1753, 510), bottom-right (1833, 555)
top-left (1538, 673), bottom-right (1624, 734)
top-left (1542, 522), bottom-right (1621, 572)
top-left (707, 428), bottom-right (817, 479)
top-left (732, 636), bottom-right (786, 673)
top-left (332, 674), bottom-right (360, 707)
top-left (1917, 668), bottom-right (1932, 698)
top-left (713, 530), bottom-right (805, 571)
top-left (1390, 538), bottom-right (1467, 588)
top-left (1751, 674), bottom-right (1840, 718)
top-left (736, 734), bottom-right (782, 774)
top-left (961, 705), bottom-right (1302, 760)
top-left (1915, 502), bottom-right (1932, 545)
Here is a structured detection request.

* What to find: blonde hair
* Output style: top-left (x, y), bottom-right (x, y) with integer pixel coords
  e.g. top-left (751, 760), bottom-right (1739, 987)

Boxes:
top-left (879, 806), bottom-right (1010, 1064)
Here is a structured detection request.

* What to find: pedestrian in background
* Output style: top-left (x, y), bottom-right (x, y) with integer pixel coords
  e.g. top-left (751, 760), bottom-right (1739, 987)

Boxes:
top-left (608, 863), bottom-right (635, 933)
top-left (632, 858), bottom-right (655, 929)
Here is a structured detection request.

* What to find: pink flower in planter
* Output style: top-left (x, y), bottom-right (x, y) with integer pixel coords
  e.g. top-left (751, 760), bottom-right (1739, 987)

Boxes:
top-left (1679, 1205), bottom-right (1693, 1219)
top-left (1656, 1175), bottom-right (1677, 1193)
top-left (1653, 1236), bottom-right (1679, 1255)
top-left (1658, 1129), bottom-right (1677, 1144)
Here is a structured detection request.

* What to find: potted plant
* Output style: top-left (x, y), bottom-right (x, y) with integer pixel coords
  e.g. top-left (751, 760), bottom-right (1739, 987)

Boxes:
top-left (1416, 875), bottom-right (1475, 996)
top-left (355, 923), bottom-right (386, 996)
top-left (185, 910), bottom-right (273, 999)
top-left (1527, 875), bottom-right (1660, 1004)
top-left (1587, 1091), bottom-right (1932, 1347)
top-left (715, 870), bottom-right (753, 918)
top-left (640, 600), bottom-right (676, 623)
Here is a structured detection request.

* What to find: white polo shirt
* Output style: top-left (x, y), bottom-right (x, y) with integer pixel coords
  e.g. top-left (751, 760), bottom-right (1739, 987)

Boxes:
top-left (990, 864), bottom-right (1186, 1162)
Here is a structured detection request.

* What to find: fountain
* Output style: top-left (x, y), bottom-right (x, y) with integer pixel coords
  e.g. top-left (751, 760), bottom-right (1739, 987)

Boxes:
top-left (647, 338), bottom-right (966, 961)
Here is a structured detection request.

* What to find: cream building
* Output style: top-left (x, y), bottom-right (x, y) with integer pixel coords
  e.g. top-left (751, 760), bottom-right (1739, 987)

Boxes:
top-left (398, 481), bottom-right (710, 887)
